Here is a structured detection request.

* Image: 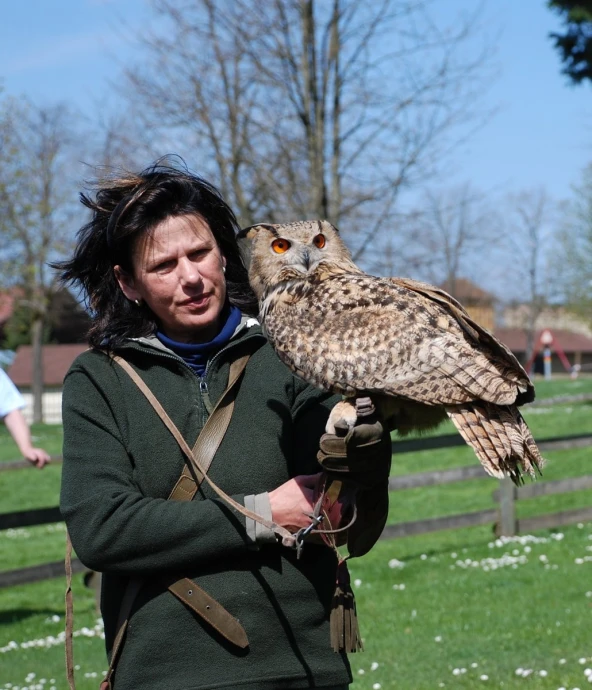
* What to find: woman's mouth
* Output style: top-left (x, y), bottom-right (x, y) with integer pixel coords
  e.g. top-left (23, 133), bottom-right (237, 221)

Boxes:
top-left (180, 294), bottom-right (211, 308)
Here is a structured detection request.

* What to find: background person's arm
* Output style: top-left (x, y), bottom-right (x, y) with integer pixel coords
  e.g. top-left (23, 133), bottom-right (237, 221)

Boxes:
top-left (3, 408), bottom-right (51, 468)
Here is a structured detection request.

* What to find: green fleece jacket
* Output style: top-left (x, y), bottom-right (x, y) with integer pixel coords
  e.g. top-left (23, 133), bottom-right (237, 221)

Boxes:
top-left (60, 319), bottom-right (352, 690)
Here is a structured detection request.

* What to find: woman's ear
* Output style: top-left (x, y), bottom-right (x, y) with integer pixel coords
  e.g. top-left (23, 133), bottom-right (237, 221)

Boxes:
top-left (114, 265), bottom-right (141, 302)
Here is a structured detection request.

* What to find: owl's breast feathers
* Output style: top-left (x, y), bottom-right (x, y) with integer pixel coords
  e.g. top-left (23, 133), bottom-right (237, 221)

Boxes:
top-left (259, 268), bottom-right (534, 409)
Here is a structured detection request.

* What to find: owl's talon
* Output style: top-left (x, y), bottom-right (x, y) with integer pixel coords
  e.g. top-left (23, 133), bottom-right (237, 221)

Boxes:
top-left (355, 397), bottom-right (375, 418)
top-left (325, 399), bottom-right (358, 435)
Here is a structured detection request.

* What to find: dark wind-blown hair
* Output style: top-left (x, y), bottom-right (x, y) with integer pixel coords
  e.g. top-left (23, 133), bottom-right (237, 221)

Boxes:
top-left (53, 161), bottom-right (258, 349)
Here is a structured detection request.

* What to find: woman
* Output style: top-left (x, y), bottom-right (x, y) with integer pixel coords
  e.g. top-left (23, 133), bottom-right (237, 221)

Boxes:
top-left (57, 162), bottom-right (390, 689)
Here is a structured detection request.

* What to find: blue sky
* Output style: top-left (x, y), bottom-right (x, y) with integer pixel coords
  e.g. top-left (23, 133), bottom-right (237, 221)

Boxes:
top-left (435, 0), bottom-right (592, 202)
top-left (0, 0), bottom-right (150, 113)
top-left (1, 0), bottom-right (591, 204)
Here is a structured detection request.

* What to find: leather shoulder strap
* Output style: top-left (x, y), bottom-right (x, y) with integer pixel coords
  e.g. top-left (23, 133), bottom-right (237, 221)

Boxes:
top-left (168, 352), bottom-right (250, 498)
top-left (111, 352), bottom-right (295, 544)
top-left (66, 347), bottom-right (264, 689)
top-left (65, 532), bottom-right (75, 690)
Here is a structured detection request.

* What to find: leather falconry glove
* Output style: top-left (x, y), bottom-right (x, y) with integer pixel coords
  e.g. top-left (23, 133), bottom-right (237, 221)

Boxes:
top-left (316, 398), bottom-right (392, 557)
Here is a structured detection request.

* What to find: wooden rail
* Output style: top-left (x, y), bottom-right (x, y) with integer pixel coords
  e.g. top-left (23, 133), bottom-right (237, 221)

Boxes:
top-left (1, 431), bottom-right (589, 471)
top-left (0, 454), bottom-right (62, 471)
top-left (390, 431), bottom-right (592, 457)
top-left (380, 509), bottom-right (498, 540)
top-left (0, 559), bottom-right (86, 588)
top-left (0, 506), bottom-right (62, 530)
top-left (517, 506), bottom-right (592, 533)
top-left (492, 474), bottom-right (592, 501)
top-left (1, 432), bottom-right (591, 588)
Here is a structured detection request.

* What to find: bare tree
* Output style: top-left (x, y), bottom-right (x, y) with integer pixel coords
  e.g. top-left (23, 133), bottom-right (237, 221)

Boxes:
top-left (370, 183), bottom-right (500, 285)
top-left (121, 0), bottom-right (496, 256)
top-left (502, 188), bottom-right (556, 365)
top-left (88, 100), bottom-right (160, 171)
top-left (554, 164), bottom-right (592, 324)
top-left (0, 97), bottom-right (82, 422)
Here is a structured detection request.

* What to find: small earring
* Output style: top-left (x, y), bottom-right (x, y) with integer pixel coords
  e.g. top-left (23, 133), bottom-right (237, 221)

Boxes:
top-left (134, 298), bottom-right (142, 307)
top-left (222, 266), bottom-right (226, 274)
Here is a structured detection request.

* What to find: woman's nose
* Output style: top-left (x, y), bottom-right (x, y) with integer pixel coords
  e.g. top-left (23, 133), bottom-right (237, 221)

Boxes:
top-left (178, 258), bottom-right (202, 285)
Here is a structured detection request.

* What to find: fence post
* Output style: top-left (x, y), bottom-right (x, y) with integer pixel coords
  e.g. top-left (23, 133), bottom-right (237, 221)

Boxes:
top-left (497, 477), bottom-right (516, 536)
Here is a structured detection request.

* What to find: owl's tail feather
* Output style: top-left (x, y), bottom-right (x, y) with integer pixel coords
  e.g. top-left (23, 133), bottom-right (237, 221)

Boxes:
top-left (446, 402), bottom-right (544, 485)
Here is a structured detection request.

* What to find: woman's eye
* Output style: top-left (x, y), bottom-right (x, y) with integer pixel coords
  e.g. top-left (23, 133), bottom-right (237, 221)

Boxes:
top-left (153, 260), bottom-right (174, 272)
top-left (312, 233), bottom-right (326, 249)
top-left (271, 238), bottom-right (292, 254)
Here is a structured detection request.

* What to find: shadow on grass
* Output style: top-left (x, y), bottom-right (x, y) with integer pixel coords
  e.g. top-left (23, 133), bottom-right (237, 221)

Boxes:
top-left (374, 530), bottom-right (496, 564)
top-left (396, 537), bottom-right (492, 563)
top-left (0, 608), bottom-right (62, 625)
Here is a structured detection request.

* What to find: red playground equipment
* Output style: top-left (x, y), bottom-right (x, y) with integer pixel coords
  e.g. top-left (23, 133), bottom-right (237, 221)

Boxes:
top-left (524, 329), bottom-right (574, 378)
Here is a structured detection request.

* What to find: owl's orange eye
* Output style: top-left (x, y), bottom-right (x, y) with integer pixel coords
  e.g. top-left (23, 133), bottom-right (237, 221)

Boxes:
top-left (312, 233), bottom-right (326, 249)
top-left (271, 238), bottom-right (291, 253)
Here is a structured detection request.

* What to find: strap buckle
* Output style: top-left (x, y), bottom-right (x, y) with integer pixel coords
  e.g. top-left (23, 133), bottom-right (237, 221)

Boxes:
top-left (294, 514), bottom-right (324, 559)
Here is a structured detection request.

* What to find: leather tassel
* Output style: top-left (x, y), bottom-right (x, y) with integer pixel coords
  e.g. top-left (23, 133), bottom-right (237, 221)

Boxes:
top-left (330, 558), bottom-right (363, 653)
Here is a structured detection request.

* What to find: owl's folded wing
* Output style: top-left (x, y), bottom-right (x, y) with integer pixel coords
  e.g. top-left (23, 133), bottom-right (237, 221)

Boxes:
top-left (265, 276), bottom-right (530, 408)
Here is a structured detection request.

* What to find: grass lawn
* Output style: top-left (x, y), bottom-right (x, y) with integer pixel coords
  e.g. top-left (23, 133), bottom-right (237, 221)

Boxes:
top-left (0, 378), bottom-right (591, 688)
top-left (531, 373), bottom-right (592, 400)
top-left (1, 523), bottom-right (592, 689)
top-left (348, 521), bottom-right (592, 689)
top-left (0, 571), bottom-right (105, 689)
top-left (0, 424), bottom-right (63, 463)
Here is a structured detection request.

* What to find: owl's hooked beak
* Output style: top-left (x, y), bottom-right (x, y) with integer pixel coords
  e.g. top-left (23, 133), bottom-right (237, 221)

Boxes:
top-left (301, 247), bottom-right (311, 270)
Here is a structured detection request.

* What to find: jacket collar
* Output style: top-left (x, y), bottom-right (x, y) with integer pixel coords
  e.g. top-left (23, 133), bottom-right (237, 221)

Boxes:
top-left (119, 314), bottom-right (264, 359)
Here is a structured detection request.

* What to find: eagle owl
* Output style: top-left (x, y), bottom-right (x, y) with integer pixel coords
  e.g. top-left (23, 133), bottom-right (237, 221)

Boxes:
top-left (238, 220), bottom-right (542, 483)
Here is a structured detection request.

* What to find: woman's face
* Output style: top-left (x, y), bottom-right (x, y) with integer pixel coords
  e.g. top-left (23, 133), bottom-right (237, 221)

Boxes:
top-left (115, 214), bottom-right (227, 343)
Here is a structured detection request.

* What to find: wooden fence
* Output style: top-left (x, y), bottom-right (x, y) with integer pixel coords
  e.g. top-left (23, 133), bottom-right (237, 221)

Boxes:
top-left (1, 432), bottom-right (592, 589)
top-left (381, 431), bottom-right (592, 540)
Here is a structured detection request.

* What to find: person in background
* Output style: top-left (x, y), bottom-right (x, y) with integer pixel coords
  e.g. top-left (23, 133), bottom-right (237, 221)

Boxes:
top-left (0, 368), bottom-right (51, 468)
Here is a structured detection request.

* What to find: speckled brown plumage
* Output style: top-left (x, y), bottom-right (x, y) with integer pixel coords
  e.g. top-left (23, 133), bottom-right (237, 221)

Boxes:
top-left (240, 220), bottom-right (543, 483)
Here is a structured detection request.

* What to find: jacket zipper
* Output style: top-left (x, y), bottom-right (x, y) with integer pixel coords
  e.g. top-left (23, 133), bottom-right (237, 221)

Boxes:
top-left (199, 378), bottom-right (213, 414)
top-left (198, 335), bottom-right (259, 414)
top-left (124, 332), bottom-right (263, 421)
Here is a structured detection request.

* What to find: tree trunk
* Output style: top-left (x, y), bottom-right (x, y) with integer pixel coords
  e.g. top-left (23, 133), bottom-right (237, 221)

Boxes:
top-left (329, 0), bottom-right (341, 225)
top-left (121, 0), bottom-right (496, 258)
top-left (31, 316), bottom-right (44, 424)
top-left (524, 326), bottom-right (536, 371)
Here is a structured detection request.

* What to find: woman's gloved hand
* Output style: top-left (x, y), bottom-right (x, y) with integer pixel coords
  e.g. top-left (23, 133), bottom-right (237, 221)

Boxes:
top-left (316, 398), bottom-right (392, 557)
top-left (317, 398), bottom-right (391, 487)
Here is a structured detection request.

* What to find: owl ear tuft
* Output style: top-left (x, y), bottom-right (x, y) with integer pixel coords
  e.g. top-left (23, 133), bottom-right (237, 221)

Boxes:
top-left (320, 220), bottom-right (339, 234)
top-left (237, 223), bottom-right (276, 240)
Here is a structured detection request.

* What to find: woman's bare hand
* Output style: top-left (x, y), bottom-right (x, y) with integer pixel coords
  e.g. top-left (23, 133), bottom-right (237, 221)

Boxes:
top-left (268, 473), bottom-right (321, 530)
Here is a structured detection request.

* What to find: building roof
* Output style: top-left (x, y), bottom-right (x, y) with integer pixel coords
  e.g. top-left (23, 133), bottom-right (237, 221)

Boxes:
top-left (7, 344), bottom-right (88, 387)
top-left (439, 278), bottom-right (495, 304)
top-left (494, 328), bottom-right (592, 354)
top-left (0, 288), bottom-right (90, 343)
